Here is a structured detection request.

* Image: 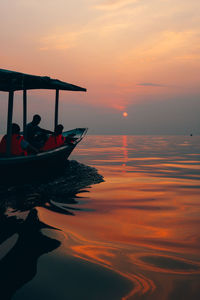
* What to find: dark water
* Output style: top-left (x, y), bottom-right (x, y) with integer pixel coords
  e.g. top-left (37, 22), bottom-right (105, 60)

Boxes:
top-left (0, 135), bottom-right (200, 300)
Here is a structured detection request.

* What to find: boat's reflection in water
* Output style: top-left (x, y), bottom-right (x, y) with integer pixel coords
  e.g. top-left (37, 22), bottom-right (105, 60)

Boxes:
top-left (0, 160), bottom-right (104, 300)
top-left (1, 135), bottom-right (200, 300)
top-left (0, 208), bottom-right (60, 300)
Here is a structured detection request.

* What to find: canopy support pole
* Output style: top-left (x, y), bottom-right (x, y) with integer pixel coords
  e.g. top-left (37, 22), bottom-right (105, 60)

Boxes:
top-left (6, 91), bottom-right (14, 157)
top-left (54, 89), bottom-right (59, 130)
top-left (23, 90), bottom-right (27, 138)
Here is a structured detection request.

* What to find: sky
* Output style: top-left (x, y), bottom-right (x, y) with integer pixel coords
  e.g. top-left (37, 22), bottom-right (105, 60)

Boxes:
top-left (0, 0), bottom-right (200, 134)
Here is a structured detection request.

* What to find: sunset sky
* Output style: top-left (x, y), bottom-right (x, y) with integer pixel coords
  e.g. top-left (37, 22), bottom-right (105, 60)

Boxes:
top-left (0, 0), bottom-right (200, 134)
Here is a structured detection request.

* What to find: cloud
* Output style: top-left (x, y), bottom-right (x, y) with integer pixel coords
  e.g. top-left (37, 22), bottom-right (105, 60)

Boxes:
top-left (137, 83), bottom-right (166, 87)
top-left (39, 28), bottom-right (91, 51)
top-left (38, 19), bottom-right (132, 51)
top-left (95, 0), bottom-right (139, 10)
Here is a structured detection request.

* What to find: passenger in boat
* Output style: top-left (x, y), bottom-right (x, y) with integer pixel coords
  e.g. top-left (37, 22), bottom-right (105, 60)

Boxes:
top-left (0, 123), bottom-right (29, 156)
top-left (26, 114), bottom-right (53, 149)
top-left (42, 124), bottom-right (66, 151)
top-left (65, 133), bottom-right (77, 144)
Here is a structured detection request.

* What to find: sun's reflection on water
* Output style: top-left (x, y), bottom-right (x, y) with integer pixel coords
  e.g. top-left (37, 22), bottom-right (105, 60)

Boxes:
top-left (39, 135), bottom-right (200, 299)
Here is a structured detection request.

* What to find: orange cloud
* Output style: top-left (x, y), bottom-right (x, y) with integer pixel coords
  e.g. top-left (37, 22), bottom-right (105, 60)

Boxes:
top-left (95, 0), bottom-right (139, 10)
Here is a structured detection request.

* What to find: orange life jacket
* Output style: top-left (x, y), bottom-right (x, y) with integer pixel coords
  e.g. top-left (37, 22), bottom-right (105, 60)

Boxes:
top-left (0, 134), bottom-right (27, 156)
top-left (42, 134), bottom-right (65, 151)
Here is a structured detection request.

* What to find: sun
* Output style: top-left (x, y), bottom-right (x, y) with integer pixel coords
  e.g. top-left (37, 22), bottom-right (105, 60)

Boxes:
top-left (123, 112), bottom-right (128, 117)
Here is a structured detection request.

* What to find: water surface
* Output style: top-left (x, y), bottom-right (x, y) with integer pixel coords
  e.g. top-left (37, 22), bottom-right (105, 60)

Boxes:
top-left (1, 135), bottom-right (200, 299)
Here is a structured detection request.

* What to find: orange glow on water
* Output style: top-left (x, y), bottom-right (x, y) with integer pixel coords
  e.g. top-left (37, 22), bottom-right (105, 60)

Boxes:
top-left (38, 135), bottom-right (200, 299)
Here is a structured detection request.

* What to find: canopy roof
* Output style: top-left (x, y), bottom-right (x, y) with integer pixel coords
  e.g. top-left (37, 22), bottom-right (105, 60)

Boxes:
top-left (0, 69), bottom-right (86, 92)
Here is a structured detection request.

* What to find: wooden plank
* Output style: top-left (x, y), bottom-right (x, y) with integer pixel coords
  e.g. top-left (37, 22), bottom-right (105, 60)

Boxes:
top-left (54, 89), bottom-right (59, 129)
top-left (6, 91), bottom-right (14, 156)
top-left (23, 90), bottom-right (27, 138)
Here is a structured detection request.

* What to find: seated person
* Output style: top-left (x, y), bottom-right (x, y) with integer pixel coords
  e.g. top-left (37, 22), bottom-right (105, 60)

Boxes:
top-left (65, 133), bottom-right (78, 144)
top-left (42, 124), bottom-right (66, 151)
top-left (25, 114), bottom-right (53, 149)
top-left (0, 123), bottom-right (37, 156)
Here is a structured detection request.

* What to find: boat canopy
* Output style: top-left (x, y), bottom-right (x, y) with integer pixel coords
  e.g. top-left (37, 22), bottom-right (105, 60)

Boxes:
top-left (0, 68), bottom-right (87, 157)
top-left (0, 69), bottom-right (86, 92)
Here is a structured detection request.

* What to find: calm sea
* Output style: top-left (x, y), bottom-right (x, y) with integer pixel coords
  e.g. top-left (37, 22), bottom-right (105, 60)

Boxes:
top-left (1, 135), bottom-right (200, 300)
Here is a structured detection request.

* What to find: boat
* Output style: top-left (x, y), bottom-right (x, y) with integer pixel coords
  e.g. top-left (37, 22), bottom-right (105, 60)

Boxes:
top-left (0, 68), bottom-right (87, 178)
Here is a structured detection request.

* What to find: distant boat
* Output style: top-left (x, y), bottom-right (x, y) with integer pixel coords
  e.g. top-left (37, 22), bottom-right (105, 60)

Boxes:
top-left (0, 69), bottom-right (87, 177)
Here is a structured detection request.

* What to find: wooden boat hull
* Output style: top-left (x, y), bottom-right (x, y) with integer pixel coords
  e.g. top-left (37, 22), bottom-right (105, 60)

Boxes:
top-left (0, 143), bottom-right (76, 182)
top-left (0, 128), bottom-right (87, 183)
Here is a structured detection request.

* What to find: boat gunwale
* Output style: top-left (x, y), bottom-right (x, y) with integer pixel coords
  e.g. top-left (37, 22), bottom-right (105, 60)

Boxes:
top-left (0, 127), bottom-right (87, 165)
top-left (0, 144), bottom-right (74, 165)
